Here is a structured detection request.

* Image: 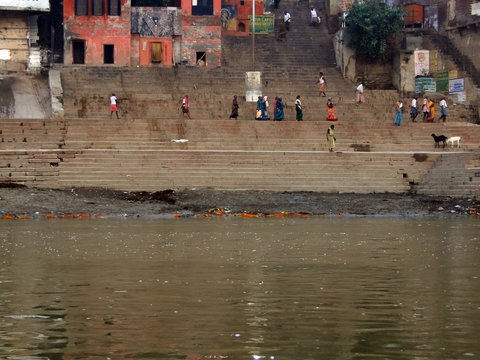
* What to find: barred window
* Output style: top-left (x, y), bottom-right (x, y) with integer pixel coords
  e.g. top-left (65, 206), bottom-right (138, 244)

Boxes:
top-left (92, 0), bottom-right (104, 15)
top-left (108, 0), bottom-right (121, 15)
top-left (75, 0), bottom-right (88, 15)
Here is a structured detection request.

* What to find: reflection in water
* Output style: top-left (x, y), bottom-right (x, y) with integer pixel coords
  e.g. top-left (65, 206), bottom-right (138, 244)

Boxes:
top-left (0, 217), bottom-right (479, 359)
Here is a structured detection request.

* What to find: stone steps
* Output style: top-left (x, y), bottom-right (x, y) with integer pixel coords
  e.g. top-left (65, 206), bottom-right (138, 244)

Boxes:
top-left (1, 148), bottom-right (434, 193)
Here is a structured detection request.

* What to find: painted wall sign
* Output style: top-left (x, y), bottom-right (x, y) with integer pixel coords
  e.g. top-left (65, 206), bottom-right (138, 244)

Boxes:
top-left (429, 50), bottom-right (438, 74)
top-left (415, 77), bottom-right (436, 93)
top-left (414, 50), bottom-right (429, 76)
top-left (472, 2), bottom-right (480, 16)
top-left (449, 70), bottom-right (458, 79)
top-left (248, 15), bottom-right (274, 34)
top-left (245, 71), bottom-right (262, 102)
top-left (0, 0), bottom-right (50, 11)
top-left (221, 5), bottom-right (237, 31)
top-left (449, 78), bottom-right (465, 94)
top-left (436, 71), bottom-right (449, 92)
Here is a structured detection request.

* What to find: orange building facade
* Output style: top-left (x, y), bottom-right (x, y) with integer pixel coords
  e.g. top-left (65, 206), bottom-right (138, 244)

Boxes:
top-left (63, 0), bottom-right (234, 67)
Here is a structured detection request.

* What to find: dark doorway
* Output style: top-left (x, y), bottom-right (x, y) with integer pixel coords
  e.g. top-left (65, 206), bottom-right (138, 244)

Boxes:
top-left (72, 39), bottom-right (85, 64)
top-left (104, 44), bottom-right (114, 64)
top-left (192, 0), bottom-right (213, 15)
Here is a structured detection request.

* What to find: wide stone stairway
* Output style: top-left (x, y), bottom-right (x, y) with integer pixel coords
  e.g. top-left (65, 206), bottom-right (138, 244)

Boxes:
top-left (1, 0), bottom-right (479, 198)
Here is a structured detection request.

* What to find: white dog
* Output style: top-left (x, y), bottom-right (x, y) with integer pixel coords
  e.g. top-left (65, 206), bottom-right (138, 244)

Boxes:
top-left (446, 136), bottom-right (461, 147)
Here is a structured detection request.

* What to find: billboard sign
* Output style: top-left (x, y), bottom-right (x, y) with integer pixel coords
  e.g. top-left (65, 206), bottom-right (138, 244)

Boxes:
top-left (249, 15), bottom-right (274, 34)
top-left (415, 77), bottom-right (436, 94)
top-left (449, 78), bottom-right (465, 94)
top-left (414, 50), bottom-right (429, 76)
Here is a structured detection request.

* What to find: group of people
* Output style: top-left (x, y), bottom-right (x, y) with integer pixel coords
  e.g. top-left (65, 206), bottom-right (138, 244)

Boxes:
top-left (395, 95), bottom-right (448, 126)
top-left (278, 6), bottom-right (321, 41)
top-left (255, 95), bottom-right (285, 121)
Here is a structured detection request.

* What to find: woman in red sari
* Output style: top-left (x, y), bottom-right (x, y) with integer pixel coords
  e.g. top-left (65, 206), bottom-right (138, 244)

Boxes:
top-left (326, 99), bottom-right (338, 121)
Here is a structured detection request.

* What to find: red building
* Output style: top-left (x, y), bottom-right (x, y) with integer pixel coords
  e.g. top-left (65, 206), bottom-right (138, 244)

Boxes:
top-left (63, 0), bottom-right (226, 67)
top-left (221, 0), bottom-right (264, 35)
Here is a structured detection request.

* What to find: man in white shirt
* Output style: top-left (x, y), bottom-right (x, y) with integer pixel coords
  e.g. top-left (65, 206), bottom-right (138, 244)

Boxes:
top-left (355, 83), bottom-right (364, 104)
top-left (284, 11), bottom-right (291, 31)
top-left (310, 8), bottom-right (318, 26)
top-left (110, 93), bottom-right (119, 119)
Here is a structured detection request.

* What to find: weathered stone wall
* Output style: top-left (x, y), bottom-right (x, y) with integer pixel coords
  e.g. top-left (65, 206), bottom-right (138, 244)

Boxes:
top-left (180, 16), bottom-right (222, 66)
top-left (334, 29), bottom-right (393, 88)
top-left (447, 28), bottom-right (480, 72)
top-left (0, 11), bottom-right (29, 72)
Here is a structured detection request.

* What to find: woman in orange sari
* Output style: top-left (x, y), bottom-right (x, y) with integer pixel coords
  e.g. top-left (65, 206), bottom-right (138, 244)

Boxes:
top-left (427, 99), bottom-right (435, 122)
top-left (326, 99), bottom-right (338, 121)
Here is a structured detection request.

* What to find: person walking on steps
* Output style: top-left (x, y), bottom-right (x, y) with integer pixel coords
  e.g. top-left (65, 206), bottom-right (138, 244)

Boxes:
top-left (284, 11), bottom-right (291, 31)
top-left (295, 95), bottom-right (303, 121)
top-left (110, 93), bottom-right (119, 119)
top-left (317, 72), bottom-right (327, 97)
top-left (355, 83), bottom-right (364, 104)
top-left (439, 97), bottom-right (448, 122)
top-left (310, 8), bottom-right (318, 26)
top-left (410, 96), bottom-right (418, 122)
top-left (326, 98), bottom-right (338, 121)
top-left (274, 97), bottom-right (285, 121)
top-left (427, 99), bottom-right (435, 122)
top-left (263, 96), bottom-right (270, 119)
top-left (394, 99), bottom-right (403, 126)
top-left (422, 97), bottom-right (429, 122)
top-left (181, 95), bottom-right (191, 119)
top-left (327, 124), bottom-right (336, 152)
top-left (229, 95), bottom-right (239, 119)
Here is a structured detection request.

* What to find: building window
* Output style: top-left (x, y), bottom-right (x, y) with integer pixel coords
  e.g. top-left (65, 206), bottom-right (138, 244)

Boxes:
top-left (108, 0), bottom-right (121, 15)
top-left (192, 0), bottom-right (213, 15)
top-left (72, 40), bottom-right (85, 64)
top-left (104, 45), bottom-right (114, 64)
top-left (75, 0), bottom-right (88, 15)
top-left (92, 0), bottom-right (104, 15)
top-left (196, 51), bottom-right (206, 65)
top-left (75, 0), bottom-right (121, 16)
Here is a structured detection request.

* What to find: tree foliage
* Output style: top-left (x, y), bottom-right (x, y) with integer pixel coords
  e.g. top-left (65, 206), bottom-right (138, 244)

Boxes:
top-left (344, 0), bottom-right (405, 63)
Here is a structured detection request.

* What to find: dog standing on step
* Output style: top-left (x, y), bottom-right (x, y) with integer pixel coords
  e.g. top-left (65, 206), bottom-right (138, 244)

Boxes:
top-left (446, 136), bottom-right (462, 148)
top-left (431, 133), bottom-right (447, 148)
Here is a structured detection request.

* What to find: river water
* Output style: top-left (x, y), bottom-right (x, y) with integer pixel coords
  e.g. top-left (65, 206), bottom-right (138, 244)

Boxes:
top-left (1, 217), bottom-right (479, 360)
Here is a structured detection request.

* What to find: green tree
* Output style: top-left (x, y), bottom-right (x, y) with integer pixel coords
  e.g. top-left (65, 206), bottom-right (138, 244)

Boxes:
top-left (344, 0), bottom-right (405, 63)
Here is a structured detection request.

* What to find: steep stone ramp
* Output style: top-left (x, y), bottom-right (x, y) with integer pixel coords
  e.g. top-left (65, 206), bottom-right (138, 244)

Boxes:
top-left (0, 75), bottom-right (51, 119)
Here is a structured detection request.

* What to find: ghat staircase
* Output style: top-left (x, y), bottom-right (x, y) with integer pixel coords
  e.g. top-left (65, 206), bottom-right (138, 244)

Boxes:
top-left (1, 0), bottom-right (480, 199)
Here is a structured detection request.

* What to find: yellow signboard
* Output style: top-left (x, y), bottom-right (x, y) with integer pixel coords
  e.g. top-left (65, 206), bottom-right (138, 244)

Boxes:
top-left (249, 15), bottom-right (275, 34)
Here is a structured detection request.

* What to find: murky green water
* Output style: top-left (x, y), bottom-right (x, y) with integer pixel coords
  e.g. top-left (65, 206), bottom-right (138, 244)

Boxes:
top-left (1, 217), bottom-right (479, 360)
